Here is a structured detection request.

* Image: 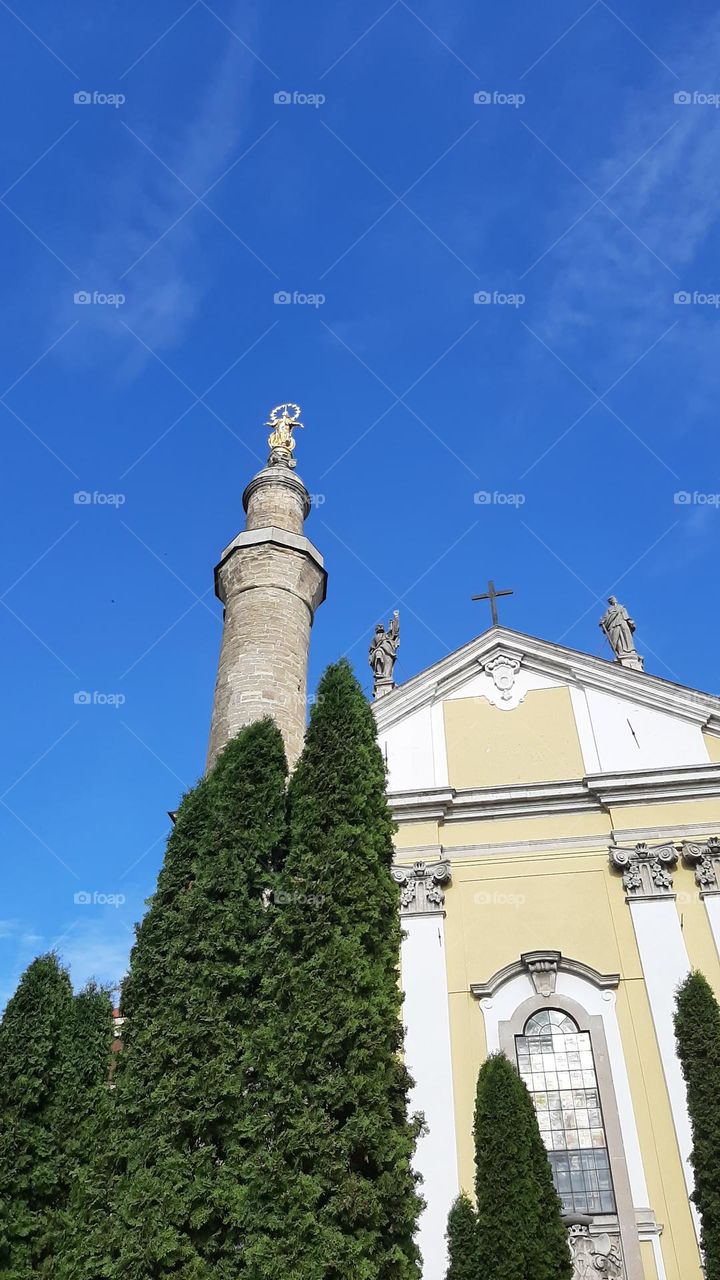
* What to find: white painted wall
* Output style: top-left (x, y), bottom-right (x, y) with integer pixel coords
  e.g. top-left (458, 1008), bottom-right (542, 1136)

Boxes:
top-left (703, 894), bottom-right (720, 962)
top-left (627, 899), bottom-right (698, 1236)
top-left (380, 704), bottom-right (436, 791)
top-left (400, 913), bottom-right (458, 1280)
top-left (585, 689), bottom-right (707, 773)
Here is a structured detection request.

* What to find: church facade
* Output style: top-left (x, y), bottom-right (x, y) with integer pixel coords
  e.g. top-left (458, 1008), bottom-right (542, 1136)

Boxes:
top-left (205, 411), bottom-right (720, 1280)
top-left (375, 627), bottom-right (720, 1280)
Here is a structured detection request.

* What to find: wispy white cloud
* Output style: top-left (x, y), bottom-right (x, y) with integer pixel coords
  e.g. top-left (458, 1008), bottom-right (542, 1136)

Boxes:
top-left (526, 10), bottom-right (720, 379)
top-left (58, 2), bottom-right (263, 366)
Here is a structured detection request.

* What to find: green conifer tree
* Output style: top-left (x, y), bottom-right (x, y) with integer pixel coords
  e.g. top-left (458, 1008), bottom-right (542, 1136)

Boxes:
top-left (96, 719), bottom-right (288, 1279)
top-left (445, 1192), bottom-right (478, 1280)
top-left (675, 971), bottom-right (720, 1280)
top-left (0, 953), bottom-right (74, 1278)
top-left (55, 982), bottom-right (115, 1280)
top-left (243, 659), bottom-right (422, 1278)
top-left (474, 1053), bottom-right (571, 1280)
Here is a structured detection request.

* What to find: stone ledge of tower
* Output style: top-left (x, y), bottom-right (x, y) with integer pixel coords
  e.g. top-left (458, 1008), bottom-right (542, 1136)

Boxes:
top-left (213, 527), bottom-right (327, 612)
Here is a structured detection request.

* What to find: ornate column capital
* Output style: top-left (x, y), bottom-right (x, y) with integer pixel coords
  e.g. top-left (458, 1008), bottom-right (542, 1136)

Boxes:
top-left (609, 841), bottom-right (679, 899)
top-left (391, 859), bottom-right (451, 916)
top-left (682, 836), bottom-right (720, 895)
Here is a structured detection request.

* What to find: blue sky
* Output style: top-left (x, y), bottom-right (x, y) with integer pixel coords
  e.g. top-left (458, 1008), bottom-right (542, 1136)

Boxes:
top-left (0, 0), bottom-right (718, 1006)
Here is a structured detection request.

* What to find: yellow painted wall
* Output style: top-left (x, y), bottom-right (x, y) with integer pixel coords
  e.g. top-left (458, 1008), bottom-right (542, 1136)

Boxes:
top-left (444, 686), bottom-right (585, 787)
top-left (703, 730), bottom-right (720, 763)
top-left (433, 832), bottom-right (711, 1280)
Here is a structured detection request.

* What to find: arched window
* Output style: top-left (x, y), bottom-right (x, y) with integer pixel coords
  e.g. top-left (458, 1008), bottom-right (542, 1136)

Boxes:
top-left (515, 1008), bottom-right (615, 1216)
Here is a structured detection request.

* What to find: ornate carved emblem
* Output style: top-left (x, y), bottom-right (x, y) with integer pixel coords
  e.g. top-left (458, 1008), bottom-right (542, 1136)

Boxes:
top-left (523, 950), bottom-right (560, 997)
top-left (479, 650), bottom-right (524, 709)
top-left (391, 860), bottom-right (452, 915)
top-left (609, 841), bottom-right (678, 898)
top-left (567, 1220), bottom-right (624, 1278)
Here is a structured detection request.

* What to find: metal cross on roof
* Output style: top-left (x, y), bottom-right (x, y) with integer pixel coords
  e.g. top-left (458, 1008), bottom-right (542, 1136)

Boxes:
top-left (471, 579), bottom-right (514, 627)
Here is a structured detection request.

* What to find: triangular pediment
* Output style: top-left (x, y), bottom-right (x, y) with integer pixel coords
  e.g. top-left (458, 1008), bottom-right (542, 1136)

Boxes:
top-left (373, 627), bottom-right (720, 798)
top-left (374, 626), bottom-right (720, 731)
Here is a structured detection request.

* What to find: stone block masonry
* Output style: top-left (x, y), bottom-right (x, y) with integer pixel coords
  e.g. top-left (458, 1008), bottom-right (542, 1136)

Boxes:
top-left (206, 463), bottom-right (326, 772)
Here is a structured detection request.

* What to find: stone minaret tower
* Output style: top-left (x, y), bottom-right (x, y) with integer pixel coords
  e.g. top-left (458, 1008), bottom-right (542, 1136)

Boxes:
top-left (206, 403), bottom-right (327, 771)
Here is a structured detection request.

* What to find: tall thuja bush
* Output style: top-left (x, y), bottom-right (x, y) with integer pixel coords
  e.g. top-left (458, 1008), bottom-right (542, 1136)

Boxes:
top-left (675, 971), bottom-right (720, 1280)
top-left (55, 982), bottom-right (115, 1280)
top-left (0, 953), bottom-right (74, 1278)
top-left (474, 1053), bottom-right (571, 1280)
top-left (96, 719), bottom-right (288, 1280)
top-left (243, 660), bottom-right (422, 1279)
top-left (445, 1192), bottom-right (478, 1280)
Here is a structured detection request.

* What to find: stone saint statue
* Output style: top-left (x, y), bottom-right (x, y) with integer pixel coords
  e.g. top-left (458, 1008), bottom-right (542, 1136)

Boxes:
top-left (599, 596), bottom-right (643, 670)
top-left (369, 611), bottom-right (400, 698)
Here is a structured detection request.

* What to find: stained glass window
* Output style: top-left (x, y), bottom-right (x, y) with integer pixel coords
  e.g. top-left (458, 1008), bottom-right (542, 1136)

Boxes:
top-left (515, 1008), bottom-right (616, 1215)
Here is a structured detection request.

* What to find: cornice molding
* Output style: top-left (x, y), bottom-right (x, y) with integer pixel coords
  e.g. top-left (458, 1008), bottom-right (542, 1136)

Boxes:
top-left (373, 626), bottom-right (720, 733)
top-left (387, 762), bottom-right (720, 825)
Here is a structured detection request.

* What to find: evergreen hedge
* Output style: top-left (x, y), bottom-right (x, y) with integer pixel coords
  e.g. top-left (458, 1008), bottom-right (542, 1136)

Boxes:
top-left (242, 660), bottom-right (422, 1278)
top-left (474, 1052), bottom-right (571, 1280)
top-left (96, 719), bottom-right (288, 1278)
top-left (0, 953), bottom-right (74, 1277)
top-left (675, 971), bottom-right (720, 1280)
top-left (445, 1192), bottom-right (478, 1280)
